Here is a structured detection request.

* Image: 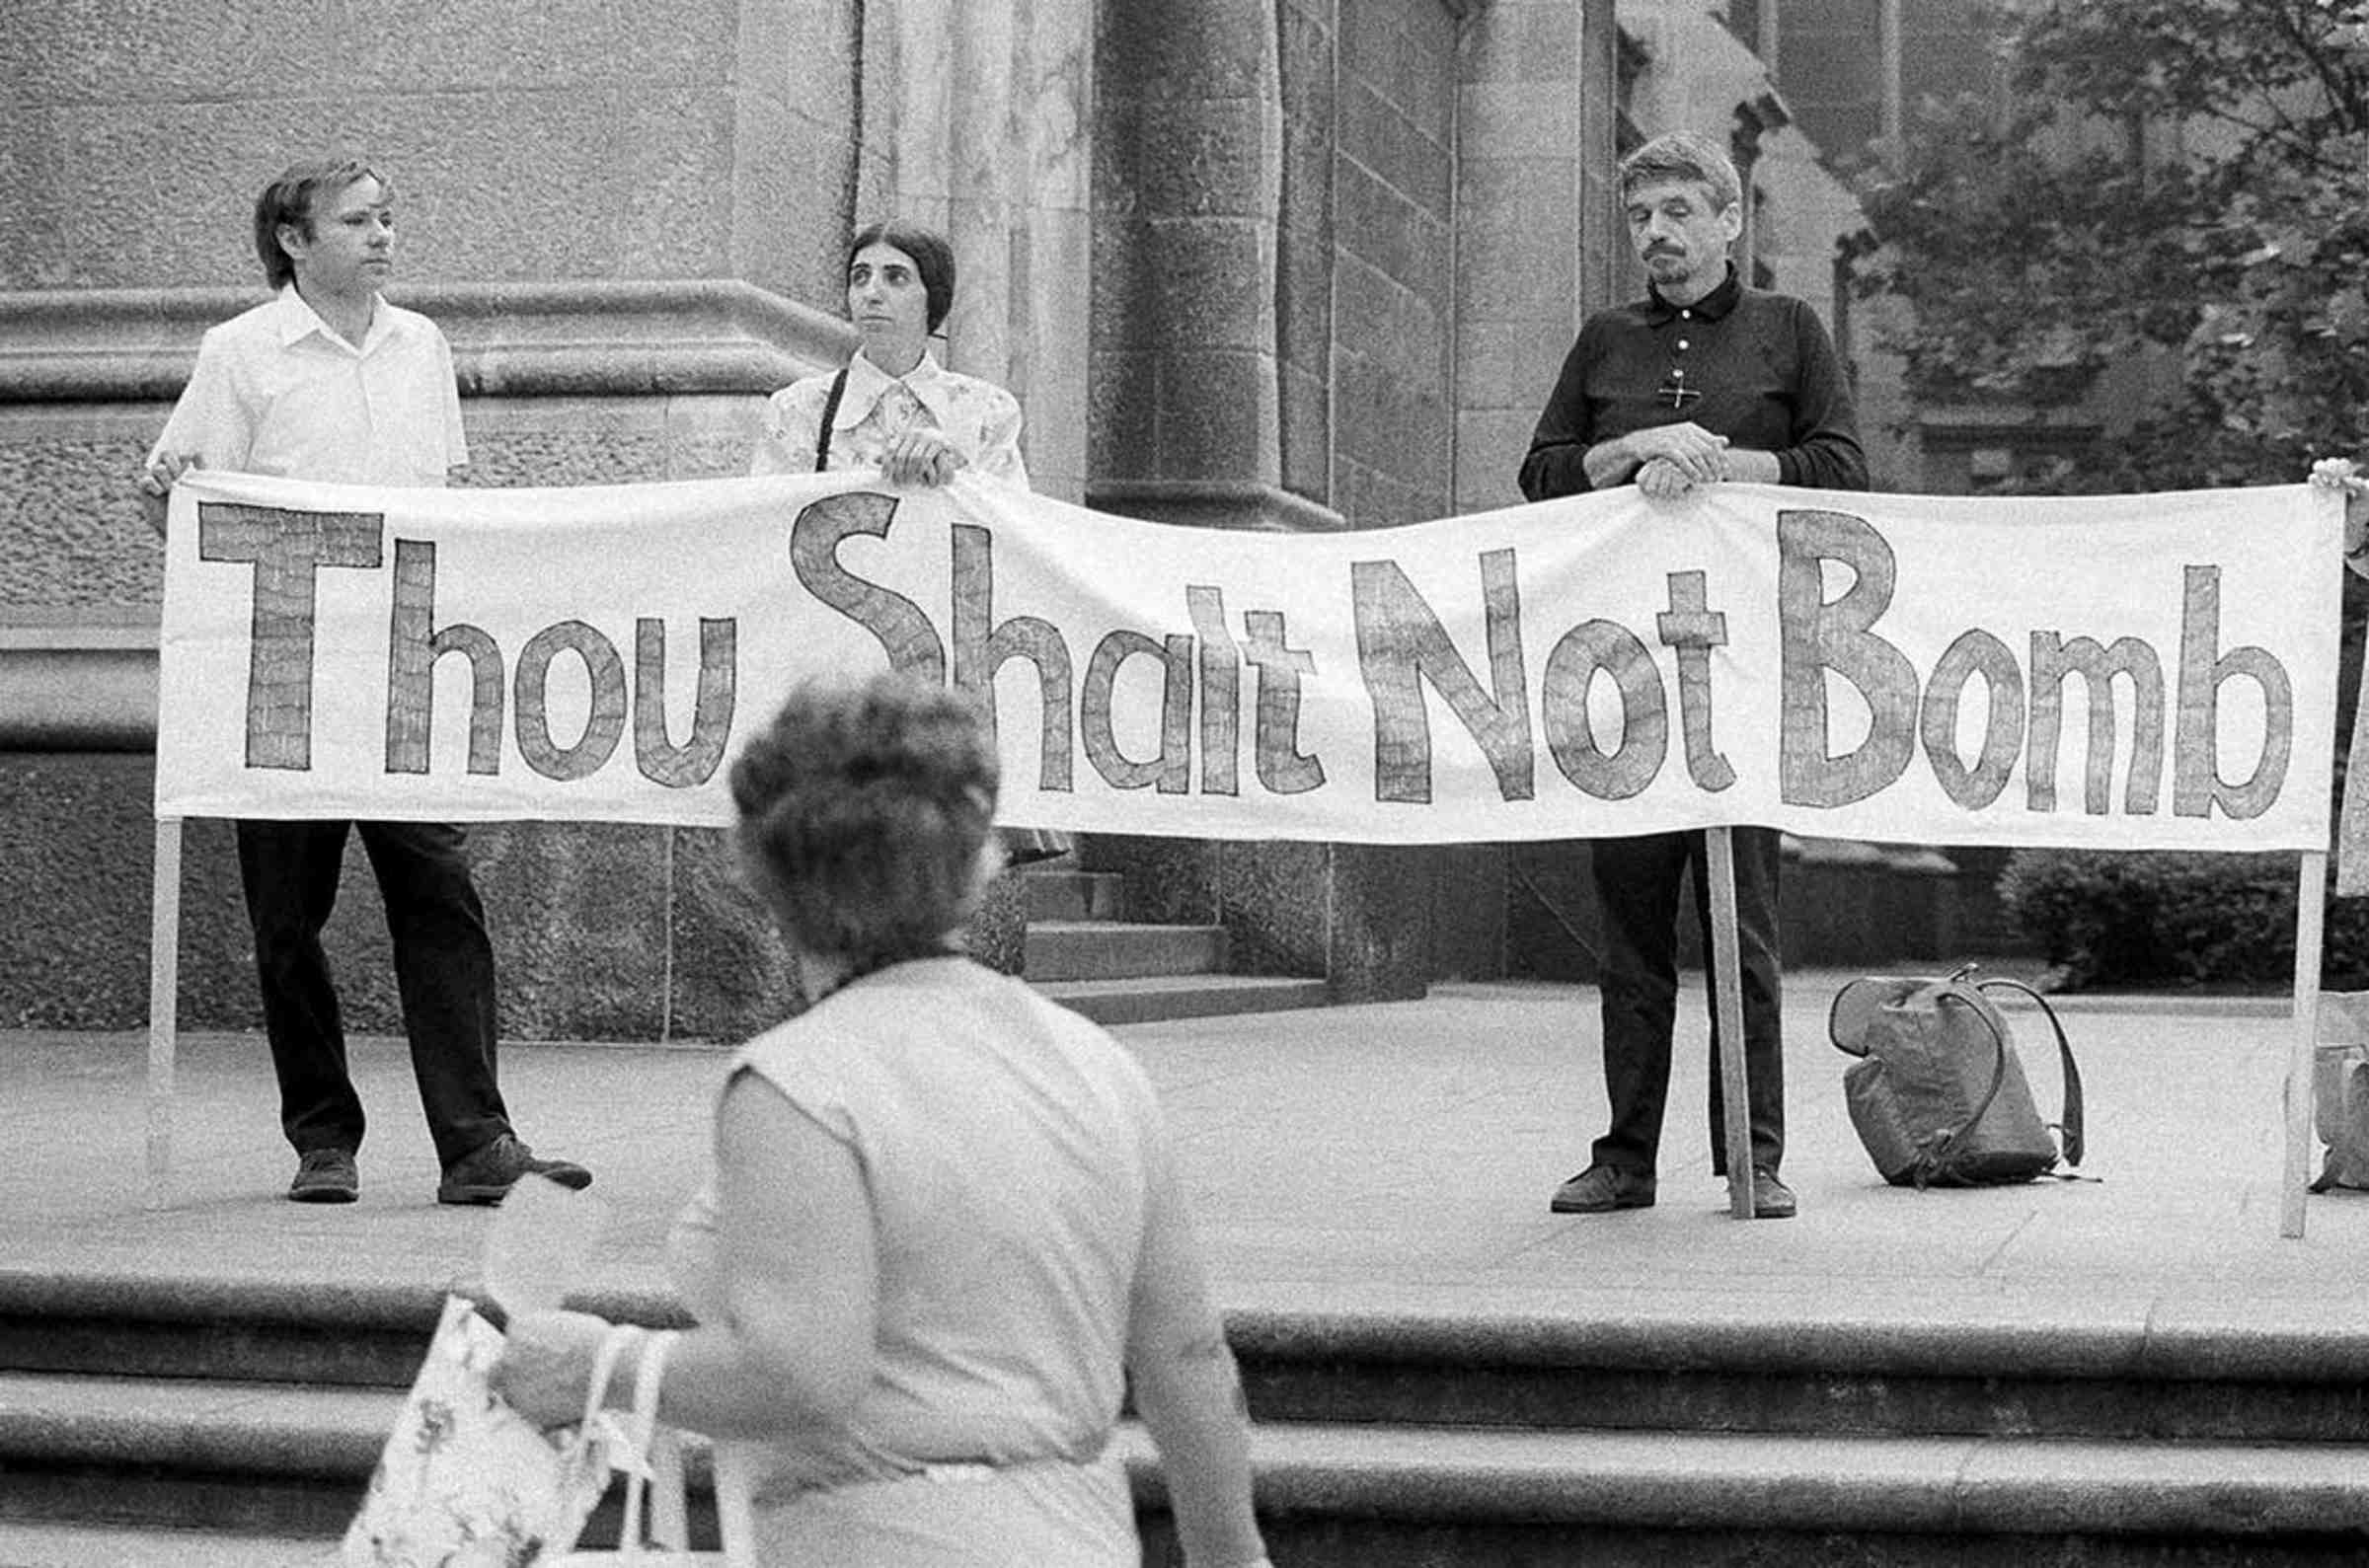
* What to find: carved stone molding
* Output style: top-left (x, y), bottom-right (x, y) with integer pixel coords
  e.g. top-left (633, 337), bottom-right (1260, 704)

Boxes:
top-left (0, 279), bottom-right (856, 403)
top-left (0, 613), bottom-right (157, 750)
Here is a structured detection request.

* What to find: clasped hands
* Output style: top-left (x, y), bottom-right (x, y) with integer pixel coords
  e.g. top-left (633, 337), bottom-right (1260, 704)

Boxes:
top-left (879, 427), bottom-right (967, 487)
top-left (1627, 422), bottom-right (1729, 499)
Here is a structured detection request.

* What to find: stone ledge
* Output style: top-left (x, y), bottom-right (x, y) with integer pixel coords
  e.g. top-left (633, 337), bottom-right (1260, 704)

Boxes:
top-left (1221, 1301), bottom-right (2369, 1382)
top-left (17, 1263), bottom-right (2369, 1387)
top-left (1087, 479), bottom-right (1349, 534)
top-left (1139, 1424), bottom-right (2369, 1537)
top-left (0, 621), bottom-right (158, 751)
top-left (11, 1377), bottom-right (2364, 1545)
top-left (0, 279), bottom-right (855, 402)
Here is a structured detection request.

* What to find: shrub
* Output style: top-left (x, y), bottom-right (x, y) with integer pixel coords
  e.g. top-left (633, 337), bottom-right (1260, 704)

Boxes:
top-left (1998, 849), bottom-right (2369, 992)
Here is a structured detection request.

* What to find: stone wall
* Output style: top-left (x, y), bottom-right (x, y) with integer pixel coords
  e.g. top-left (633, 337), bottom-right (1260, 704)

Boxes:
top-left (0, 0), bottom-right (1070, 1037)
top-left (5, 0), bottom-right (1777, 1029)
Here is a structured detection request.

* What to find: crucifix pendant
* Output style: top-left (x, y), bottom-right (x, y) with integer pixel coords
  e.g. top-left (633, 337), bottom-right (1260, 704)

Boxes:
top-left (1657, 380), bottom-right (1702, 410)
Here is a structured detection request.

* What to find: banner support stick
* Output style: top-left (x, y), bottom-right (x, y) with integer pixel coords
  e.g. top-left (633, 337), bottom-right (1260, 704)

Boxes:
top-left (2282, 849), bottom-right (2327, 1239)
top-left (1706, 826), bottom-right (1757, 1220)
top-left (145, 816), bottom-right (184, 1212)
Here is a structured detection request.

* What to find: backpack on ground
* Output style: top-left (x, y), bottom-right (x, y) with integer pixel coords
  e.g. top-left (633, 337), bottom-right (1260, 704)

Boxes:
top-left (1827, 966), bottom-right (2085, 1189)
top-left (2312, 1040), bottom-right (2369, 1193)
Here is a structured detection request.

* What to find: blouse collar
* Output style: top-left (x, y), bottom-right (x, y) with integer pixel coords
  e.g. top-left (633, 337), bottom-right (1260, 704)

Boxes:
top-left (835, 346), bottom-right (958, 431)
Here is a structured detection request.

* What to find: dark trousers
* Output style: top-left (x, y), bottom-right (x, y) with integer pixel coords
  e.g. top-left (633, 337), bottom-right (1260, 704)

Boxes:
top-left (237, 819), bottom-right (511, 1168)
top-left (1588, 826), bottom-right (1785, 1176)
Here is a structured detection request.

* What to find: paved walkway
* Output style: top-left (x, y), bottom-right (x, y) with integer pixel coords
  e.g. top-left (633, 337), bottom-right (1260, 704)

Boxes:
top-left (6, 973), bottom-right (2366, 1337)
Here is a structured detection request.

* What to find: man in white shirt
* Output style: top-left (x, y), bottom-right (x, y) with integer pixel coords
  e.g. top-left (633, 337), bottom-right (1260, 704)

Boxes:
top-left (139, 158), bottom-right (590, 1207)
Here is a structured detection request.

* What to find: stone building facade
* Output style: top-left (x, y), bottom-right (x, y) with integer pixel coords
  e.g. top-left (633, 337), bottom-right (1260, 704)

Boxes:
top-left (3, 0), bottom-right (1917, 1037)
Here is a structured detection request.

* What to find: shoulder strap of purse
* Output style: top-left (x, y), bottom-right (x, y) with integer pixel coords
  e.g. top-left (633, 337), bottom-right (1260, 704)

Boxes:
top-left (813, 366), bottom-right (851, 472)
top-left (1974, 975), bottom-right (2086, 1166)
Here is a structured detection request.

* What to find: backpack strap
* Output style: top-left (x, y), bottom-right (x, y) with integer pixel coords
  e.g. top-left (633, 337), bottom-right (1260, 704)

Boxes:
top-left (1975, 975), bottom-right (2085, 1167)
top-left (1908, 979), bottom-right (2017, 1187)
top-left (813, 366), bottom-right (851, 472)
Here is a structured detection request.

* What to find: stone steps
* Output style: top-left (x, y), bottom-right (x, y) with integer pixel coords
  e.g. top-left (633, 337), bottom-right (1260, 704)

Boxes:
top-left (1021, 866), bottom-right (1330, 1021)
top-left (1223, 1304), bottom-right (2369, 1443)
top-left (0, 1521), bottom-right (336, 1568)
top-left (5, 1273), bottom-right (2369, 1563)
top-left (1032, 973), bottom-right (1333, 1026)
top-left (5, 1371), bottom-right (2366, 1565)
top-left (1025, 919), bottom-right (1230, 981)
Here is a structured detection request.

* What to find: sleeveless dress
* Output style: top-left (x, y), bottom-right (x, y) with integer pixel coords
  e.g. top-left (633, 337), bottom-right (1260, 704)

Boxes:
top-left (665, 956), bottom-right (1161, 1565)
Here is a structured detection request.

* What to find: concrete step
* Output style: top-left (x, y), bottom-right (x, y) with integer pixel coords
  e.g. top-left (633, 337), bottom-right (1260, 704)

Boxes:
top-left (0, 1522), bottom-right (337, 1568)
top-left (5, 1372), bottom-right (2366, 1564)
top-left (12, 1275), bottom-right (2369, 1446)
top-left (1142, 1422), bottom-right (2369, 1565)
top-left (1025, 919), bottom-right (1228, 982)
top-left (1038, 974), bottom-right (1332, 1026)
top-left (1021, 866), bottom-right (1127, 922)
top-left (0, 1272), bottom-right (442, 1390)
top-left (1225, 1304), bottom-right (2369, 1444)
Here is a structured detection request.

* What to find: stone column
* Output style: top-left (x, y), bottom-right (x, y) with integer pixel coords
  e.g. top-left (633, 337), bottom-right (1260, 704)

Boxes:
top-left (1088, 0), bottom-right (1340, 533)
top-left (1452, 0), bottom-right (1621, 983)
top-left (1453, 0), bottom-right (1619, 516)
top-left (872, 0), bottom-right (1096, 505)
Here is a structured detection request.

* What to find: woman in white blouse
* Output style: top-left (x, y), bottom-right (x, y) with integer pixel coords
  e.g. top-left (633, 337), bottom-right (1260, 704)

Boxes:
top-left (751, 219), bottom-right (1064, 866)
top-left (749, 220), bottom-right (1029, 488)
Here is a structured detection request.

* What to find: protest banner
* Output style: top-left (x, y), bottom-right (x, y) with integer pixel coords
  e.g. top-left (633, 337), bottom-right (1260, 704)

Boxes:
top-left (156, 470), bottom-right (2342, 853)
top-left (149, 469), bottom-right (2345, 1232)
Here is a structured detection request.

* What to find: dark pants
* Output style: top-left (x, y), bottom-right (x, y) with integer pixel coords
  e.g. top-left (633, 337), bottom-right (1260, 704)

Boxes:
top-left (237, 819), bottom-right (511, 1168)
top-left (1588, 826), bottom-right (1785, 1177)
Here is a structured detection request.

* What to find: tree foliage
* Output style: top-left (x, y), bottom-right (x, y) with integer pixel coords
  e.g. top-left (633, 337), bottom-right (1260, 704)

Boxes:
top-left (1854, 0), bottom-right (2369, 491)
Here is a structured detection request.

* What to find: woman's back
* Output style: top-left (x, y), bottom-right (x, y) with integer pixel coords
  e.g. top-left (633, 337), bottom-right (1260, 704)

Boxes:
top-left (671, 955), bottom-right (1158, 1541)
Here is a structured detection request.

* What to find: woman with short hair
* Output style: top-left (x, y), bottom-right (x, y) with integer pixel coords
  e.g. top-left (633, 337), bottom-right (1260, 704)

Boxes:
top-left (496, 672), bottom-right (1270, 1568)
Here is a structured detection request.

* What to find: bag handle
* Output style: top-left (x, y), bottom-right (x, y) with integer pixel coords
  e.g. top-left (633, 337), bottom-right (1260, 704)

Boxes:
top-left (613, 1329), bottom-right (687, 1560)
top-left (578, 1322), bottom-right (645, 1433)
top-left (1973, 975), bottom-right (2086, 1167)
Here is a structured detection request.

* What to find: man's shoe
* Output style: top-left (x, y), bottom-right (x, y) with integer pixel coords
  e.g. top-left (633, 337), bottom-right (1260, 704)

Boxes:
top-left (1748, 1167), bottom-right (1797, 1220)
top-left (437, 1134), bottom-right (593, 1206)
top-left (289, 1148), bottom-right (358, 1204)
top-left (1549, 1163), bottom-right (1656, 1214)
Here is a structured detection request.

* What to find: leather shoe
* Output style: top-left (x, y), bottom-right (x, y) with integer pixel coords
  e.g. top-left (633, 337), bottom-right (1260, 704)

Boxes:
top-left (289, 1148), bottom-right (358, 1204)
top-left (437, 1134), bottom-right (593, 1206)
top-left (1549, 1163), bottom-right (1656, 1214)
top-left (1747, 1166), bottom-right (1797, 1220)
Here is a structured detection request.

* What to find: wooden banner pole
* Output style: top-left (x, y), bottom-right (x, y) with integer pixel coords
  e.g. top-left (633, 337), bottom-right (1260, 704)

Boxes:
top-left (145, 817), bottom-right (185, 1211)
top-left (1706, 826), bottom-right (1757, 1220)
top-left (2282, 849), bottom-right (2328, 1239)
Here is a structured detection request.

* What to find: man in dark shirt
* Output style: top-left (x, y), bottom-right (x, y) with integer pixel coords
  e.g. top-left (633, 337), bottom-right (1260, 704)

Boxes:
top-left (1517, 130), bottom-right (1868, 1221)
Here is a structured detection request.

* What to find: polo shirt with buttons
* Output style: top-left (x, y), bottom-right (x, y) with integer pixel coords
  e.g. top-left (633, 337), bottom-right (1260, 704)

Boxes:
top-left (1517, 264), bottom-right (1867, 500)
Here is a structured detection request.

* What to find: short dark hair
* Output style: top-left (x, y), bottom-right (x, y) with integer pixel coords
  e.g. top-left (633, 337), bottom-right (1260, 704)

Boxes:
top-left (253, 158), bottom-right (389, 289)
top-left (1618, 131), bottom-right (1741, 214)
top-left (729, 672), bottom-right (999, 971)
top-left (848, 219), bottom-right (957, 334)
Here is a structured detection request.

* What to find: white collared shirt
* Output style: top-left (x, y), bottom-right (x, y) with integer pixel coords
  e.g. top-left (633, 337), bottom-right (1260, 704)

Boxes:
top-left (150, 285), bottom-right (467, 487)
top-left (748, 347), bottom-right (1030, 489)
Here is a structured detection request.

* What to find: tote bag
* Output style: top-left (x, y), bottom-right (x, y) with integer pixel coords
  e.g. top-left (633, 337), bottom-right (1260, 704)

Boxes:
top-left (342, 1297), bottom-right (639, 1567)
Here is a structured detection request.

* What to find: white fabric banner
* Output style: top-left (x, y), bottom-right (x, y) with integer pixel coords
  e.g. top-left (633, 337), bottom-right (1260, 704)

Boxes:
top-left (155, 469), bottom-right (2342, 851)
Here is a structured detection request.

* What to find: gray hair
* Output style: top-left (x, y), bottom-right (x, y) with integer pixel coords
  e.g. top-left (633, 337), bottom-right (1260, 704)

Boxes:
top-left (1618, 131), bottom-right (1742, 213)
